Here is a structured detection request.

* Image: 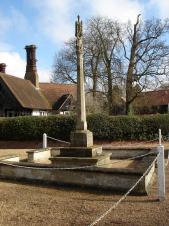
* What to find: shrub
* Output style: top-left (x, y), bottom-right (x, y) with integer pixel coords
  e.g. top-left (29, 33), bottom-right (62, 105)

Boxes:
top-left (87, 114), bottom-right (142, 140)
top-left (0, 113), bottom-right (168, 141)
top-left (87, 113), bottom-right (169, 141)
top-left (0, 115), bottom-right (76, 141)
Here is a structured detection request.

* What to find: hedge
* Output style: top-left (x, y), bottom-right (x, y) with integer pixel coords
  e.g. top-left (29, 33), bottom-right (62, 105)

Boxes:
top-left (0, 115), bottom-right (76, 141)
top-left (0, 113), bottom-right (169, 141)
top-left (88, 114), bottom-right (169, 140)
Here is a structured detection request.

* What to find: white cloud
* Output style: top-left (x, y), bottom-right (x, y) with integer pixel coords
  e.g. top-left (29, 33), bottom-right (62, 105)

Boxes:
top-left (0, 51), bottom-right (25, 78)
top-left (149, 0), bottom-right (169, 18)
top-left (0, 51), bottom-right (50, 82)
top-left (0, 11), bottom-right (11, 37)
top-left (0, 6), bottom-right (49, 82)
top-left (89, 0), bottom-right (143, 22)
top-left (0, 7), bottom-right (30, 38)
top-left (38, 68), bottom-right (50, 82)
top-left (10, 7), bottom-right (30, 33)
top-left (30, 0), bottom-right (74, 43)
top-left (0, 42), bottom-right (13, 52)
top-left (29, 0), bottom-right (143, 45)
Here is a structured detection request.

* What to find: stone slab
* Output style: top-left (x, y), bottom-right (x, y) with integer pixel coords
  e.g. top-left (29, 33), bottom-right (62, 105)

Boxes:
top-left (26, 148), bottom-right (51, 163)
top-left (49, 153), bottom-right (111, 167)
top-left (49, 157), bottom-right (98, 167)
top-left (59, 146), bottom-right (102, 157)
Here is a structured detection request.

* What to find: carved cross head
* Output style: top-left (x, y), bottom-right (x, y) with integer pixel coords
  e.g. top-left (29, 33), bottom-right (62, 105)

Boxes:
top-left (75, 15), bottom-right (83, 38)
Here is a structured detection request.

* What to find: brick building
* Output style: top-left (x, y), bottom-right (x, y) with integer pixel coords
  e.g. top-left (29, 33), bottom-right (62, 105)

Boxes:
top-left (133, 89), bottom-right (169, 114)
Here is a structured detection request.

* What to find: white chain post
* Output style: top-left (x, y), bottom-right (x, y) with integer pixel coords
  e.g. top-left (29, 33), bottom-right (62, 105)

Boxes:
top-left (159, 129), bottom-right (162, 146)
top-left (43, 133), bottom-right (47, 149)
top-left (157, 129), bottom-right (165, 201)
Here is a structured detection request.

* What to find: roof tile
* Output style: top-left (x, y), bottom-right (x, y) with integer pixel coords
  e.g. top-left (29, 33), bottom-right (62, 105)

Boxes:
top-left (0, 73), bottom-right (51, 110)
top-left (39, 83), bottom-right (77, 106)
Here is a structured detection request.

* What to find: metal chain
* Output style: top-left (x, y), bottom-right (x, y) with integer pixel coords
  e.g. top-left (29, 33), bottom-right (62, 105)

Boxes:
top-left (47, 136), bottom-right (70, 145)
top-left (88, 154), bottom-right (159, 226)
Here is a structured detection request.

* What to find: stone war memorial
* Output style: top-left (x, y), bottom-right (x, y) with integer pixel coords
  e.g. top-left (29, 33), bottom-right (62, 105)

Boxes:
top-left (49, 15), bottom-right (107, 167)
top-left (0, 16), bottom-right (158, 195)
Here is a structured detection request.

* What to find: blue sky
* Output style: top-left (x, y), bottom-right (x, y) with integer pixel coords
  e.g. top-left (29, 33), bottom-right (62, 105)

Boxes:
top-left (0, 0), bottom-right (168, 82)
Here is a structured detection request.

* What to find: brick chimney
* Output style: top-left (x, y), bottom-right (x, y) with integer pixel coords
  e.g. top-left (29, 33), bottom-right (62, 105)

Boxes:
top-left (0, 63), bottom-right (6, 73)
top-left (24, 45), bottom-right (39, 89)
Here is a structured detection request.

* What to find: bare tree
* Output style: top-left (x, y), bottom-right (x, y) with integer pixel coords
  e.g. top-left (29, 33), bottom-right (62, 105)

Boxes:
top-left (52, 39), bottom-right (77, 84)
top-left (52, 15), bottom-right (169, 116)
top-left (87, 17), bottom-right (121, 114)
top-left (52, 33), bottom-right (102, 97)
top-left (52, 17), bottom-right (122, 115)
top-left (83, 33), bottom-right (101, 98)
top-left (121, 15), bottom-right (169, 114)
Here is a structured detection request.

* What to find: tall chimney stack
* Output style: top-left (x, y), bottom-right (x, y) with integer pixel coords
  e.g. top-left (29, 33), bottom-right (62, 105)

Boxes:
top-left (24, 45), bottom-right (39, 89)
top-left (0, 63), bottom-right (6, 73)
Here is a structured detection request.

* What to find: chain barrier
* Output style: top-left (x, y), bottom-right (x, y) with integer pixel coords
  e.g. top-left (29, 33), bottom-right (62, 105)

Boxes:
top-left (47, 136), bottom-right (70, 145)
top-left (88, 154), bottom-right (159, 226)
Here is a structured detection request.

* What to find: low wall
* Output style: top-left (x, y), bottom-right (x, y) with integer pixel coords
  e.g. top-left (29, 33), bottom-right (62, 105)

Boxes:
top-left (0, 156), bottom-right (156, 194)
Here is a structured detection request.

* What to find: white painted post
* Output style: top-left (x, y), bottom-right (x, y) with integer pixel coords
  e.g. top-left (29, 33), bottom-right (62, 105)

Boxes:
top-left (157, 145), bottom-right (165, 201)
top-left (43, 133), bottom-right (47, 149)
top-left (159, 129), bottom-right (162, 146)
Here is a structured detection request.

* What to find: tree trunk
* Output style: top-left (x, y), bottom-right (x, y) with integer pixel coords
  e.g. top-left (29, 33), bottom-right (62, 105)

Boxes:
top-left (126, 60), bottom-right (134, 115)
top-left (107, 67), bottom-right (113, 115)
top-left (125, 15), bottom-right (140, 115)
top-left (125, 100), bottom-right (132, 115)
top-left (92, 70), bottom-right (97, 98)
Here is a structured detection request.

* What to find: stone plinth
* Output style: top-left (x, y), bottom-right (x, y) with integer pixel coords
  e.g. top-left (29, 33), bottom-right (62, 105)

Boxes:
top-left (59, 146), bottom-right (102, 157)
top-left (49, 153), bottom-right (111, 167)
top-left (70, 130), bottom-right (93, 147)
